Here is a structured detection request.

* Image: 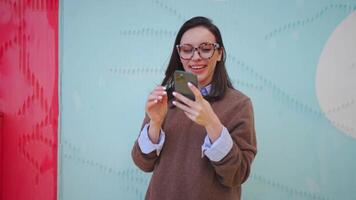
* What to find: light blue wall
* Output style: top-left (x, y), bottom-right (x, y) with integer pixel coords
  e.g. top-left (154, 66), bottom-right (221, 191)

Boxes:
top-left (59, 0), bottom-right (356, 199)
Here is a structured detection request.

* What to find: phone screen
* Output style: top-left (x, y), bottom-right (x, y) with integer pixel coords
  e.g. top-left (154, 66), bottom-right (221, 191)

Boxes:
top-left (173, 70), bottom-right (198, 100)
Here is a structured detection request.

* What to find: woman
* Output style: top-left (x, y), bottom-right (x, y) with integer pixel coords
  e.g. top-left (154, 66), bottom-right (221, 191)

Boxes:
top-left (131, 16), bottom-right (257, 200)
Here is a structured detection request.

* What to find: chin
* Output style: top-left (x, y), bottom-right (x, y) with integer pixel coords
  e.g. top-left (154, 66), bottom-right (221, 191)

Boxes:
top-left (197, 76), bottom-right (207, 86)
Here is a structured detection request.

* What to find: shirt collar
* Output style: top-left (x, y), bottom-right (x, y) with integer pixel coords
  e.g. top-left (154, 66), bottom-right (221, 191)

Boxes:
top-left (200, 84), bottom-right (211, 96)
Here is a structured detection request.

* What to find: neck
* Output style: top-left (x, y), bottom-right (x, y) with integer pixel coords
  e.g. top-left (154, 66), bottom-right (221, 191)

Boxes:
top-left (199, 82), bottom-right (210, 89)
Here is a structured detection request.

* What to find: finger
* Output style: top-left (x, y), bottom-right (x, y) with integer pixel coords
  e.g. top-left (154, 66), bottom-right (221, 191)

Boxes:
top-left (149, 86), bottom-right (166, 96)
top-left (148, 90), bottom-right (167, 102)
top-left (172, 100), bottom-right (197, 116)
top-left (172, 91), bottom-right (195, 107)
top-left (161, 92), bottom-right (168, 102)
top-left (151, 90), bottom-right (167, 96)
top-left (153, 86), bottom-right (166, 92)
top-left (147, 94), bottom-right (162, 101)
top-left (146, 99), bottom-right (158, 109)
top-left (157, 94), bottom-right (168, 104)
top-left (187, 82), bottom-right (203, 101)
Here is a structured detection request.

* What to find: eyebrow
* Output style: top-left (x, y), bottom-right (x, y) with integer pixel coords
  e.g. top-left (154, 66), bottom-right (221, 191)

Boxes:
top-left (179, 42), bottom-right (217, 46)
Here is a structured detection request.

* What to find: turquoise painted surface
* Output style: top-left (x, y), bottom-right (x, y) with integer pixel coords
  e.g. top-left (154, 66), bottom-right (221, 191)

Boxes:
top-left (59, 0), bottom-right (356, 199)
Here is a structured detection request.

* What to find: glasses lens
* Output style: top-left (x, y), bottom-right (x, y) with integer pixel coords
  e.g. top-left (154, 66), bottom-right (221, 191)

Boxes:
top-left (178, 45), bottom-right (194, 59)
top-left (177, 43), bottom-right (218, 60)
top-left (198, 43), bottom-right (215, 59)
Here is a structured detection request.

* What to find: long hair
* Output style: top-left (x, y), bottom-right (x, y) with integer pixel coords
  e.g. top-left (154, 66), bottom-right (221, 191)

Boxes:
top-left (162, 16), bottom-right (234, 101)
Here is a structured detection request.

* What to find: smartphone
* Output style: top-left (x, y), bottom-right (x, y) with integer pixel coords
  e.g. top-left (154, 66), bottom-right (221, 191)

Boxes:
top-left (173, 70), bottom-right (198, 100)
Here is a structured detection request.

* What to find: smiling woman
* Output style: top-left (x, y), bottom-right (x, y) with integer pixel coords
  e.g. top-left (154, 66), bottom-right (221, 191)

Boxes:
top-left (178, 27), bottom-right (222, 87)
top-left (131, 16), bottom-right (257, 200)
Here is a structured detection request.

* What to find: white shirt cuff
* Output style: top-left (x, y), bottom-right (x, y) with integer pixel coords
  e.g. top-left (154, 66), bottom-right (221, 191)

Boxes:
top-left (201, 126), bottom-right (233, 162)
top-left (138, 123), bottom-right (165, 156)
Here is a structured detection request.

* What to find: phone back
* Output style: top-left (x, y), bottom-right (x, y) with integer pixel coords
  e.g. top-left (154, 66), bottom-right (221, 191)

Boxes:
top-left (174, 70), bottom-right (198, 100)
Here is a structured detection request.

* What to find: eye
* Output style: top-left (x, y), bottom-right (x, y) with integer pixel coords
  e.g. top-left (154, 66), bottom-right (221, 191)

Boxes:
top-left (180, 45), bottom-right (193, 53)
top-left (199, 44), bottom-right (214, 52)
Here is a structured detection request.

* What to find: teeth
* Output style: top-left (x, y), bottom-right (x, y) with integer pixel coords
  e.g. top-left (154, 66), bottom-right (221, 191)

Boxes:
top-left (191, 66), bottom-right (205, 69)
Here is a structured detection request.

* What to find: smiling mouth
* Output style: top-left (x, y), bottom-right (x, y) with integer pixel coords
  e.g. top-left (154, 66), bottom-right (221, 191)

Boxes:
top-left (189, 65), bottom-right (207, 70)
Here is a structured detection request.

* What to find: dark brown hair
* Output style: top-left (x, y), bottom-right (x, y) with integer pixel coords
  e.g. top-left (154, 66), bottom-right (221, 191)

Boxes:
top-left (162, 16), bottom-right (234, 101)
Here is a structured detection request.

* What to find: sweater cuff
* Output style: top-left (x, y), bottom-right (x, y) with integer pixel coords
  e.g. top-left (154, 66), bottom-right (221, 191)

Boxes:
top-left (138, 123), bottom-right (165, 156)
top-left (201, 126), bottom-right (233, 162)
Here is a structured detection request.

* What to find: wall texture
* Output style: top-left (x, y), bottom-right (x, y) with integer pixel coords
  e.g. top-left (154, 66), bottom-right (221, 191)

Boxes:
top-left (0, 0), bottom-right (59, 200)
top-left (60, 0), bottom-right (356, 199)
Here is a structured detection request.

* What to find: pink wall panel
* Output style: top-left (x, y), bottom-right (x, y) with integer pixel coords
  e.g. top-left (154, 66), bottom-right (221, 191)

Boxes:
top-left (0, 0), bottom-right (58, 200)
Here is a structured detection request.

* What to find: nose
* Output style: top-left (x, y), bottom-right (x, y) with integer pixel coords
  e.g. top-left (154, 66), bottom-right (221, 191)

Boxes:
top-left (191, 48), bottom-right (201, 60)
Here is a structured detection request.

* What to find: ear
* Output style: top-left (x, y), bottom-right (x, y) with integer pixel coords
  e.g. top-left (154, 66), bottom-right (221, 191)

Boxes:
top-left (217, 47), bottom-right (224, 61)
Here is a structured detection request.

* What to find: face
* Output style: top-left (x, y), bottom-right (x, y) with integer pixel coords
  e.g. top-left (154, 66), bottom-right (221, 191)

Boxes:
top-left (179, 26), bottom-right (222, 88)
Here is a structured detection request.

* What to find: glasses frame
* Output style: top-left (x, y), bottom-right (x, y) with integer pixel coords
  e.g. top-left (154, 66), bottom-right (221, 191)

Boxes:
top-left (176, 42), bottom-right (220, 60)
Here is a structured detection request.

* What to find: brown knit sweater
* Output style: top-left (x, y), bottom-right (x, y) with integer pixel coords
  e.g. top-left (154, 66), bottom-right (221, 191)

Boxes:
top-left (132, 88), bottom-right (257, 200)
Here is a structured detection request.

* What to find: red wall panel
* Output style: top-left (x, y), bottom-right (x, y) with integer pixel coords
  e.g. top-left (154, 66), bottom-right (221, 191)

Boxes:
top-left (0, 1), bottom-right (58, 200)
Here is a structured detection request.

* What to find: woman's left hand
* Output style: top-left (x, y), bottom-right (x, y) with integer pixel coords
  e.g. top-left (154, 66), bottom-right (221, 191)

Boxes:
top-left (172, 82), bottom-right (223, 142)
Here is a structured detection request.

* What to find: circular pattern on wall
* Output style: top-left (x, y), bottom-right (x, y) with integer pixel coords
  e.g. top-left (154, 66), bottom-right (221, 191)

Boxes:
top-left (316, 11), bottom-right (356, 139)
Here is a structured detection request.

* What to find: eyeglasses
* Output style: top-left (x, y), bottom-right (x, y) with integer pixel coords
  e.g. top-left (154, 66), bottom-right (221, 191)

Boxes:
top-left (176, 42), bottom-right (220, 60)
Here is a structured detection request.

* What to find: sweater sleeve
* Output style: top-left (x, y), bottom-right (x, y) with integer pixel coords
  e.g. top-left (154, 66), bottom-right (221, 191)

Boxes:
top-left (210, 98), bottom-right (257, 187)
top-left (138, 123), bottom-right (165, 155)
top-left (131, 116), bottom-right (160, 172)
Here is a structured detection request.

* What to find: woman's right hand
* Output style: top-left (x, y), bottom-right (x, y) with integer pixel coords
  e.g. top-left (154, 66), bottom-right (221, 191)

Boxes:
top-left (145, 86), bottom-right (168, 144)
top-left (145, 86), bottom-right (168, 126)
